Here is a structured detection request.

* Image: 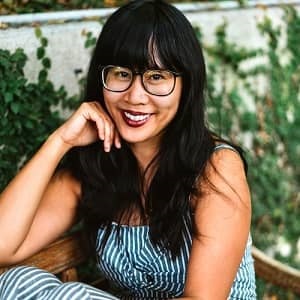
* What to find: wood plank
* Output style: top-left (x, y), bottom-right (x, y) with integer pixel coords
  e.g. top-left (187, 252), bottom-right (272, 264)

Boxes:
top-left (0, 232), bottom-right (87, 276)
top-left (252, 246), bottom-right (300, 294)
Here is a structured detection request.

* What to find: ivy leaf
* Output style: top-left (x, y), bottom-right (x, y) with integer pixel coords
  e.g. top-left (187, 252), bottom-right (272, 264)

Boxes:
top-left (38, 69), bottom-right (48, 82)
top-left (42, 57), bottom-right (51, 69)
top-left (35, 27), bottom-right (42, 39)
top-left (25, 120), bottom-right (34, 129)
top-left (41, 37), bottom-right (48, 47)
top-left (10, 102), bottom-right (20, 114)
top-left (37, 47), bottom-right (45, 59)
top-left (4, 92), bottom-right (13, 103)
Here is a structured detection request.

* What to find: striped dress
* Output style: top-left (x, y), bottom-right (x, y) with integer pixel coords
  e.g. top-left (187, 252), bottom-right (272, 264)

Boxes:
top-left (95, 219), bottom-right (256, 299)
top-left (0, 145), bottom-right (257, 299)
top-left (93, 144), bottom-right (256, 299)
top-left (0, 222), bottom-right (256, 300)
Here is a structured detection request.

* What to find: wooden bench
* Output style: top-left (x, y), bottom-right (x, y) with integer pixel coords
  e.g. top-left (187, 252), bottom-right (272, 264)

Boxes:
top-left (0, 231), bottom-right (300, 295)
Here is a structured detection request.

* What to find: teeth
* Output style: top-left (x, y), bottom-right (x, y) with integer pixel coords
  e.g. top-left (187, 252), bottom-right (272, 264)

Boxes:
top-left (124, 112), bottom-right (150, 121)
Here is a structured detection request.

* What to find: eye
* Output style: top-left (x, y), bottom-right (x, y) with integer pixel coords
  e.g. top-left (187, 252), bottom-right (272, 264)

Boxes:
top-left (112, 68), bottom-right (130, 79)
top-left (118, 71), bottom-right (130, 78)
top-left (145, 70), bottom-right (167, 81)
top-left (151, 72), bottom-right (164, 80)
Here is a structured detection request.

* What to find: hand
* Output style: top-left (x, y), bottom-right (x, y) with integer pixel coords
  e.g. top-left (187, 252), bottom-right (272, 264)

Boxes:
top-left (55, 101), bottom-right (121, 152)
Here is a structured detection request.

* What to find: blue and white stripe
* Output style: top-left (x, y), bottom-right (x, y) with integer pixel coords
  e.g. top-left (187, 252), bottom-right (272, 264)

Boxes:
top-left (0, 266), bottom-right (119, 300)
top-left (95, 222), bottom-right (191, 299)
top-left (95, 221), bottom-right (256, 299)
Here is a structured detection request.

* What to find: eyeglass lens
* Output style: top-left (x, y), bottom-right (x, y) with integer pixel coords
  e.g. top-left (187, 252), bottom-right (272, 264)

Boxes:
top-left (102, 66), bottom-right (176, 96)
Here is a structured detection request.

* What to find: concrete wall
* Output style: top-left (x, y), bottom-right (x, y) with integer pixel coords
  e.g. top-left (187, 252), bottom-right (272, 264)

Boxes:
top-left (0, 0), bottom-right (299, 96)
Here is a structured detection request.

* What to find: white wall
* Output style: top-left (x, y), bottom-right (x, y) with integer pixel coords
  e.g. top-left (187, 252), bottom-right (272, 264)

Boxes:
top-left (0, 1), bottom-right (299, 96)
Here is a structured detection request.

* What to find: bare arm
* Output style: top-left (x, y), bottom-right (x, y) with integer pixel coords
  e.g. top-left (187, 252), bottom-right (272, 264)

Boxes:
top-left (0, 101), bottom-right (120, 265)
top-left (182, 149), bottom-right (252, 299)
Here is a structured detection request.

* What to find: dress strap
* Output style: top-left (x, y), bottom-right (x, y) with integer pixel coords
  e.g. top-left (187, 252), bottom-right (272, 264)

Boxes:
top-left (213, 143), bottom-right (239, 154)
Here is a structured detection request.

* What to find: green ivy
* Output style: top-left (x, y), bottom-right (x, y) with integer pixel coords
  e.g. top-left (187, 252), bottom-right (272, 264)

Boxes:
top-left (203, 6), bottom-right (300, 299)
top-left (0, 27), bottom-right (79, 190)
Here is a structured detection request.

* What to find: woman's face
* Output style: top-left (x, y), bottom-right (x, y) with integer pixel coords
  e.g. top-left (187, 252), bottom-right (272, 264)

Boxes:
top-left (103, 66), bottom-right (182, 149)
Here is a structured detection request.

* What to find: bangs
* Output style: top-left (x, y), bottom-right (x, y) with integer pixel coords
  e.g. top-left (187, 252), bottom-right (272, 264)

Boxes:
top-left (98, 3), bottom-right (183, 72)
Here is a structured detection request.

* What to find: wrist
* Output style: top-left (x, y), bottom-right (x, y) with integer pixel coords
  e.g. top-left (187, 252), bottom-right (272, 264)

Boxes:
top-left (46, 130), bottom-right (73, 157)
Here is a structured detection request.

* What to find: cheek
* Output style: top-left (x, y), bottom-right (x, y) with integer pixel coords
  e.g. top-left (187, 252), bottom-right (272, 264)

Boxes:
top-left (167, 80), bottom-right (182, 112)
top-left (155, 86), bottom-right (182, 111)
top-left (103, 91), bottom-right (119, 112)
top-left (161, 94), bottom-right (181, 112)
top-left (156, 99), bottom-right (180, 124)
top-left (103, 90), bottom-right (113, 104)
top-left (103, 97), bottom-right (116, 120)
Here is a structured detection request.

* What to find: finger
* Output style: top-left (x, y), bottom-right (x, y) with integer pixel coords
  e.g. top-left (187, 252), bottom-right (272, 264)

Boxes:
top-left (110, 123), bottom-right (115, 148)
top-left (114, 130), bottom-right (121, 149)
top-left (91, 102), bottom-right (111, 142)
top-left (79, 103), bottom-right (98, 132)
top-left (87, 111), bottom-right (104, 141)
top-left (88, 102), bottom-right (114, 151)
top-left (103, 121), bottom-right (112, 152)
top-left (94, 105), bottom-right (112, 151)
top-left (96, 117), bottom-right (105, 141)
top-left (87, 102), bottom-right (106, 140)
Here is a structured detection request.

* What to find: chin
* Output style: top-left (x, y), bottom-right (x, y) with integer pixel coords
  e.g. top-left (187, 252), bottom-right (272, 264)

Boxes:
top-left (122, 135), bottom-right (148, 144)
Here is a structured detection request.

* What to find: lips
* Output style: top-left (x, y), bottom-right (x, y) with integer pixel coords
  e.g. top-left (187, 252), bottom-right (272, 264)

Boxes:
top-left (121, 110), bottom-right (151, 127)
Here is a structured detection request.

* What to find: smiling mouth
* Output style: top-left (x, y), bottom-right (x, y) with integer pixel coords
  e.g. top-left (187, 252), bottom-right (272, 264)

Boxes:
top-left (122, 110), bottom-right (151, 127)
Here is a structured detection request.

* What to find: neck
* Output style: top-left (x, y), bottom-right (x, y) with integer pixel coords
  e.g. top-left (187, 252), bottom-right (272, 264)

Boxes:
top-left (130, 140), bottom-right (159, 171)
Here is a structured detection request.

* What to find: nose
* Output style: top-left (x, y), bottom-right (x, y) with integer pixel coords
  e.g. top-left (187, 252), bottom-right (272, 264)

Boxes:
top-left (124, 75), bottom-right (149, 105)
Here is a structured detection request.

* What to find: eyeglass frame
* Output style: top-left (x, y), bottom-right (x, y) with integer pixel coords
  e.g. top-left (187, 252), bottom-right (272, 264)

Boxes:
top-left (100, 65), bottom-right (182, 97)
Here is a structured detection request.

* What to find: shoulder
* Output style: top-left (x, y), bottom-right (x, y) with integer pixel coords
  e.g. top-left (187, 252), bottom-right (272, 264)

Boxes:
top-left (195, 142), bottom-right (251, 213)
top-left (209, 144), bottom-right (246, 177)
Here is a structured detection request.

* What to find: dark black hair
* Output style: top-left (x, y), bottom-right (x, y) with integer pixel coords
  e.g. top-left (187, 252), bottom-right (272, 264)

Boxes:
top-left (66, 0), bottom-right (234, 257)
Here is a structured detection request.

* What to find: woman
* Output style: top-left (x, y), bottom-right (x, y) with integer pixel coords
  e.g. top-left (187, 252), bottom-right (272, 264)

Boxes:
top-left (0, 0), bottom-right (256, 299)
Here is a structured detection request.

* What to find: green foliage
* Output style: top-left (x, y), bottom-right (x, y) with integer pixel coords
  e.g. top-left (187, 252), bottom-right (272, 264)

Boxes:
top-left (0, 0), bottom-right (114, 14)
top-left (202, 6), bottom-right (300, 299)
top-left (84, 31), bottom-right (97, 49)
top-left (0, 28), bottom-right (79, 190)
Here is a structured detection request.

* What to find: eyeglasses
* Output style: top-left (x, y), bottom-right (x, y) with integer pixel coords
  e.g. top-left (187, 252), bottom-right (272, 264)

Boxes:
top-left (101, 65), bottom-right (181, 96)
